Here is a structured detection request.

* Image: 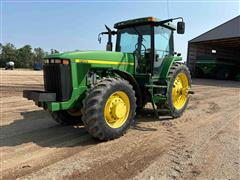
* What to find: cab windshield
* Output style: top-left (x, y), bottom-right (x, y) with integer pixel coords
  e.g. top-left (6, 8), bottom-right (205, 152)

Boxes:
top-left (116, 24), bottom-right (173, 74)
top-left (116, 25), bottom-right (151, 53)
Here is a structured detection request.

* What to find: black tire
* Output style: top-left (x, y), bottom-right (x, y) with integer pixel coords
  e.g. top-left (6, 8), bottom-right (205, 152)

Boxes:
top-left (216, 68), bottom-right (230, 80)
top-left (50, 110), bottom-right (83, 125)
top-left (82, 78), bottom-right (136, 141)
top-left (167, 62), bottom-right (191, 118)
top-left (195, 67), bottom-right (203, 78)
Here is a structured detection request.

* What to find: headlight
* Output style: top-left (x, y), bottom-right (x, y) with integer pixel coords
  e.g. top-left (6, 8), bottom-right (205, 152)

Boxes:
top-left (54, 59), bottom-right (61, 64)
top-left (44, 59), bottom-right (69, 65)
top-left (62, 59), bottom-right (69, 65)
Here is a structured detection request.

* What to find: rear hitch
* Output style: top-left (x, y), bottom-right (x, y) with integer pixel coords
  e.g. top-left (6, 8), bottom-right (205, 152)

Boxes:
top-left (188, 90), bottom-right (195, 95)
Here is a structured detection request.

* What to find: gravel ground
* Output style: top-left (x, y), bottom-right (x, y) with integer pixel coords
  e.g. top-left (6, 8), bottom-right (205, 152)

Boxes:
top-left (0, 69), bottom-right (239, 180)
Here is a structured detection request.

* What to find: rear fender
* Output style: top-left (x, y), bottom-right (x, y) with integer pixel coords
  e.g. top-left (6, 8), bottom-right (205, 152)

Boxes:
top-left (159, 56), bottom-right (182, 79)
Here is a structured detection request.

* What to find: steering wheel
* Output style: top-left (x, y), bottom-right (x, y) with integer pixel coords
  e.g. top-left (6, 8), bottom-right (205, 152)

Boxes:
top-left (134, 43), bottom-right (147, 53)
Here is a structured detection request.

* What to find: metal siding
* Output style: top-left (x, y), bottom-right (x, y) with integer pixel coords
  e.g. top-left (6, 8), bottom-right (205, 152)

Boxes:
top-left (189, 16), bottom-right (240, 43)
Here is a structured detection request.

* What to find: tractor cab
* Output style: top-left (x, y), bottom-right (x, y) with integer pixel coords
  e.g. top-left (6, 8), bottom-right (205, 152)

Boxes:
top-left (99, 17), bottom-right (185, 77)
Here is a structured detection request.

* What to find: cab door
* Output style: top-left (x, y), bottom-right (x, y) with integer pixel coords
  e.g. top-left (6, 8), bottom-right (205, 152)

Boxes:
top-left (153, 26), bottom-right (174, 79)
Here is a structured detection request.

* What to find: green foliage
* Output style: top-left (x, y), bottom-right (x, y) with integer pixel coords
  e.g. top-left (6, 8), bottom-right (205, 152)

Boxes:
top-left (0, 43), bottom-right (17, 67)
top-left (16, 45), bottom-right (33, 68)
top-left (33, 47), bottom-right (45, 64)
top-left (0, 43), bottom-right (59, 68)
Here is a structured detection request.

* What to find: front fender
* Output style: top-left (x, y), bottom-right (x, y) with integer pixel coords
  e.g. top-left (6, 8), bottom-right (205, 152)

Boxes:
top-left (111, 69), bottom-right (143, 108)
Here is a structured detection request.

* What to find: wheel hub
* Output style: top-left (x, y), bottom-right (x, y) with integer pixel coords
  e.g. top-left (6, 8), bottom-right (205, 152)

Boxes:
top-left (111, 99), bottom-right (127, 119)
top-left (172, 73), bottom-right (189, 110)
top-left (104, 91), bottom-right (130, 128)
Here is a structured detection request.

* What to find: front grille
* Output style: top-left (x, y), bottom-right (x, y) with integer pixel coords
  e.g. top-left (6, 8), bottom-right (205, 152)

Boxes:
top-left (43, 64), bottom-right (72, 102)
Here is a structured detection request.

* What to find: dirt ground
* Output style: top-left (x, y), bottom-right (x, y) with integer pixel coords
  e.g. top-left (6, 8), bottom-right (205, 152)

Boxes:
top-left (0, 69), bottom-right (239, 180)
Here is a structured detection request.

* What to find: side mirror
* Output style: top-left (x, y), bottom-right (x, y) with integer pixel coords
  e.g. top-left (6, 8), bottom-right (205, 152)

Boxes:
top-left (98, 33), bottom-right (102, 44)
top-left (177, 21), bottom-right (185, 34)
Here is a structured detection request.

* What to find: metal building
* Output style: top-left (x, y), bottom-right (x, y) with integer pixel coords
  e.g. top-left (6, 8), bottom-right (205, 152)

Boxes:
top-left (187, 16), bottom-right (240, 79)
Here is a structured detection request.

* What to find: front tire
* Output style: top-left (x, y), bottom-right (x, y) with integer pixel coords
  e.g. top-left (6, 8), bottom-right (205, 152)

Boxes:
top-left (167, 62), bottom-right (191, 118)
top-left (51, 110), bottom-right (83, 125)
top-left (82, 78), bottom-right (136, 141)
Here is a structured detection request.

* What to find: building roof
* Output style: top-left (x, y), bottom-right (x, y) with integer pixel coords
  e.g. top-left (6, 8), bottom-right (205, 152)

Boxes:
top-left (189, 16), bottom-right (240, 43)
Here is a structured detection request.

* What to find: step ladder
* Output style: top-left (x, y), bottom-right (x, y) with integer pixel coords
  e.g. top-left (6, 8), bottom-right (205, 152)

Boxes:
top-left (145, 84), bottom-right (168, 118)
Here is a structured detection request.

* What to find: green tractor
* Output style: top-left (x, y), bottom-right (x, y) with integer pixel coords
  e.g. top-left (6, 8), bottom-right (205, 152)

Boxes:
top-left (195, 57), bottom-right (239, 80)
top-left (23, 17), bottom-right (192, 140)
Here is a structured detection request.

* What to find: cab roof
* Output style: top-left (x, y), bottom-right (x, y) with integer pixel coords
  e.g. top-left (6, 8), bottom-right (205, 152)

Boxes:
top-left (114, 17), bottom-right (176, 30)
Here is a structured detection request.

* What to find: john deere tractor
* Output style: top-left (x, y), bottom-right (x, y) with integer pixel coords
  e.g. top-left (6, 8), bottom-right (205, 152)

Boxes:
top-left (23, 17), bottom-right (192, 140)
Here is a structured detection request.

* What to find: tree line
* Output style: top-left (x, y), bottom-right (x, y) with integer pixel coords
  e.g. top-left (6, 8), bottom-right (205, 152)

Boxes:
top-left (0, 43), bottom-right (59, 68)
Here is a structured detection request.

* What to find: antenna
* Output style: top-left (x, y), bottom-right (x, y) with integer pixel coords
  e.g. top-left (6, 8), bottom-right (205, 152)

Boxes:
top-left (166, 0), bottom-right (170, 18)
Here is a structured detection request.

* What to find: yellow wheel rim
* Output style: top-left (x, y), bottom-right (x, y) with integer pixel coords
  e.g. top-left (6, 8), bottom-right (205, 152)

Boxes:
top-left (104, 91), bottom-right (130, 129)
top-left (172, 73), bottom-right (189, 110)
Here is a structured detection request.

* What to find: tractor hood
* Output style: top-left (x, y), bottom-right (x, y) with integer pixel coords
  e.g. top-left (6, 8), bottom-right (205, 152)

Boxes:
top-left (46, 50), bottom-right (134, 65)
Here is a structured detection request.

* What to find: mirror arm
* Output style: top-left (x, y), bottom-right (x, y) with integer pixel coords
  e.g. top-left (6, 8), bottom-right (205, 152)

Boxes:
top-left (97, 30), bottom-right (117, 46)
top-left (172, 17), bottom-right (184, 22)
top-left (155, 17), bottom-right (184, 26)
top-left (104, 25), bottom-right (117, 51)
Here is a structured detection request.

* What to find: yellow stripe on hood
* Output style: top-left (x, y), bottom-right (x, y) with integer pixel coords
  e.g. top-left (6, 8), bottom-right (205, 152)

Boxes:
top-left (75, 59), bottom-right (134, 65)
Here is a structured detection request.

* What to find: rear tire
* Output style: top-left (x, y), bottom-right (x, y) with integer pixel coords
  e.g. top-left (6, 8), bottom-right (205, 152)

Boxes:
top-left (51, 110), bottom-right (83, 125)
top-left (195, 67), bottom-right (203, 78)
top-left (82, 78), bottom-right (136, 141)
top-left (216, 68), bottom-right (230, 80)
top-left (167, 62), bottom-right (191, 118)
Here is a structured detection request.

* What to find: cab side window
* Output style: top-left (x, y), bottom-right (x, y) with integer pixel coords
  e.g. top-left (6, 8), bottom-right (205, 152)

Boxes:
top-left (154, 26), bottom-right (173, 74)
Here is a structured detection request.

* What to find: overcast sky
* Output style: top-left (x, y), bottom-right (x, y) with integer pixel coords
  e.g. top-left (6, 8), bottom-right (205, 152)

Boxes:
top-left (1, 0), bottom-right (239, 60)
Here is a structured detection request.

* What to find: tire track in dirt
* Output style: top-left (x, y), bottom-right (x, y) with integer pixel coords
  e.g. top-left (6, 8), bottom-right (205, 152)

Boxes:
top-left (1, 134), bottom-right (96, 179)
top-left (1, 71), bottom-right (239, 180)
top-left (182, 115), bottom-right (239, 179)
top-left (161, 123), bottom-right (193, 179)
top-left (62, 105), bottom-right (228, 180)
top-left (64, 85), bottom-right (239, 180)
top-left (1, 126), bottom-right (86, 158)
top-left (19, 127), bottom-right (169, 180)
top-left (66, 133), bottom-right (169, 180)
top-left (134, 87), bottom-right (239, 179)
